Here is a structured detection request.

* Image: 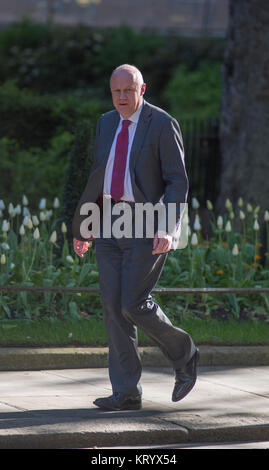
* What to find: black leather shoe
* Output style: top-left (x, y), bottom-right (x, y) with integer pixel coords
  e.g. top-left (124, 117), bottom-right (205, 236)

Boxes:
top-left (172, 348), bottom-right (200, 402)
top-left (93, 392), bottom-right (142, 411)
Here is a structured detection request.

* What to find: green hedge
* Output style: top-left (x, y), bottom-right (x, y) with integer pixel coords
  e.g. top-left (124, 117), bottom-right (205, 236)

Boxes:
top-left (59, 119), bottom-right (95, 246)
top-left (0, 81), bottom-right (59, 149)
top-left (163, 61), bottom-right (222, 120)
top-left (0, 81), bottom-right (101, 205)
top-left (0, 80), bottom-right (102, 150)
top-left (0, 21), bottom-right (225, 206)
top-left (0, 134), bottom-right (73, 206)
top-left (0, 19), bottom-right (225, 107)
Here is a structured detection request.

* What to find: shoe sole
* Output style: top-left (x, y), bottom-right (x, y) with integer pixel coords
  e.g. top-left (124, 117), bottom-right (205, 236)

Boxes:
top-left (93, 401), bottom-right (142, 411)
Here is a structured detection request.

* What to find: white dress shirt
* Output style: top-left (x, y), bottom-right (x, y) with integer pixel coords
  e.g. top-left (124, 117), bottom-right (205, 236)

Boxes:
top-left (103, 100), bottom-right (144, 202)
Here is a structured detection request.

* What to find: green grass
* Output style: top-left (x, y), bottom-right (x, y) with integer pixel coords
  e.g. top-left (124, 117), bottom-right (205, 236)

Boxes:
top-left (0, 315), bottom-right (269, 347)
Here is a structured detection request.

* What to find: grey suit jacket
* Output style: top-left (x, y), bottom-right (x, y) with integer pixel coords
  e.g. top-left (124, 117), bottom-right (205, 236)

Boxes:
top-left (72, 100), bottom-right (189, 249)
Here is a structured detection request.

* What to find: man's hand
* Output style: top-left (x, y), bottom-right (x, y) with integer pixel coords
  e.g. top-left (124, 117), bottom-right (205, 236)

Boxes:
top-left (152, 232), bottom-right (172, 255)
top-left (73, 238), bottom-right (92, 258)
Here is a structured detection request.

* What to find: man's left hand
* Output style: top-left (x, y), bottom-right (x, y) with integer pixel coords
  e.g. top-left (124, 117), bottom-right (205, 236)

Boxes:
top-left (152, 232), bottom-right (172, 254)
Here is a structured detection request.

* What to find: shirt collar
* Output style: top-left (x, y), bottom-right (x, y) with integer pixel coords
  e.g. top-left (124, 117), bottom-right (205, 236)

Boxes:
top-left (119, 99), bottom-right (144, 124)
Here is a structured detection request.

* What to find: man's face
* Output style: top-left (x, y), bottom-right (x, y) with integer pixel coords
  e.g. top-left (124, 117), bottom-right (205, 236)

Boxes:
top-left (110, 70), bottom-right (146, 118)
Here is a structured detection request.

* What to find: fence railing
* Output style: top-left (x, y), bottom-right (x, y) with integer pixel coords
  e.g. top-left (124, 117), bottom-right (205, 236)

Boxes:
top-left (1, 285), bottom-right (269, 295)
top-left (181, 117), bottom-right (221, 205)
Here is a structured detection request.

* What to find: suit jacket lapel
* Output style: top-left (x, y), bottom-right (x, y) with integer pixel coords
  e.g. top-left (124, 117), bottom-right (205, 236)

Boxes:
top-left (98, 101), bottom-right (152, 202)
top-left (99, 111), bottom-right (120, 166)
top-left (129, 100), bottom-right (152, 171)
top-left (128, 101), bottom-right (152, 202)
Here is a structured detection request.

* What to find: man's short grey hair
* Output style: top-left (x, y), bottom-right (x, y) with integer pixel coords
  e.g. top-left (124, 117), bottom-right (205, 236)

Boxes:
top-left (110, 64), bottom-right (144, 87)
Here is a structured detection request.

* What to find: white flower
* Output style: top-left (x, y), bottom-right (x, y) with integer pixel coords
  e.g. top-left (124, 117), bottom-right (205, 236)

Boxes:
top-left (33, 228), bottom-right (40, 240)
top-left (0, 254), bottom-right (6, 264)
top-left (23, 215), bottom-right (30, 226)
top-left (19, 225), bottom-right (25, 236)
top-left (239, 210), bottom-right (245, 220)
top-left (32, 215), bottom-right (39, 226)
top-left (15, 204), bottom-right (21, 215)
top-left (39, 198), bottom-right (46, 210)
top-left (0, 200), bottom-right (5, 210)
top-left (8, 203), bottom-right (14, 215)
top-left (232, 244), bottom-right (239, 256)
top-left (253, 219), bottom-right (259, 231)
top-left (187, 225), bottom-right (191, 237)
top-left (39, 211), bottom-right (46, 221)
top-left (225, 198), bottom-right (232, 211)
top-left (53, 197), bottom-right (60, 209)
top-left (68, 333), bottom-right (73, 338)
top-left (237, 198), bottom-right (243, 207)
top-left (191, 197), bottom-right (199, 209)
top-left (217, 215), bottom-right (223, 229)
top-left (191, 233), bottom-right (198, 246)
top-left (225, 220), bottom-right (232, 232)
top-left (247, 203), bottom-right (253, 212)
top-left (10, 208), bottom-right (17, 218)
top-left (254, 206), bottom-right (260, 218)
top-left (10, 263), bottom-right (15, 269)
top-left (206, 200), bottom-right (213, 211)
top-left (22, 195), bottom-right (28, 206)
top-left (45, 210), bottom-right (53, 220)
top-left (61, 222), bottom-right (67, 233)
top-left (264, 210), bottom-right (269, 222)
top-left (50, 231), bottom-right (57, 244)
top-left (66, 255), bottom-right (74, 264)
top-left (193, 215), bottom-right (201, 231)
top-left (23, 207), bottom-right (30, 217)
top-left (2, 220), bottom-right (10, 232)
top-left (1, 243), bottom-right (10, 250)
top-left (26, 218), bottom-right (33, 229)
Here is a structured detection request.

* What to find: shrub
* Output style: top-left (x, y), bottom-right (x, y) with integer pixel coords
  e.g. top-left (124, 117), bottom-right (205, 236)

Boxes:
top-left (59, 119), bottom-right (95, 246)
top-left (0, 80), bottom-right (59, 149)
top-left (0, 20), bottom-right (225, 111)
top-left (163, 61), bottom-right (222, 121)
top-left (0, 81), bottom-right (102, 205)
top-left (0, 80), bottom-right (102, 150)
top-left (0, 133), bottom-right (73, 206)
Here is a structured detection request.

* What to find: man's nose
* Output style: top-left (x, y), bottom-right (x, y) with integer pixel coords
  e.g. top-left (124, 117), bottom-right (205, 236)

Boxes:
top-left (119, 90), bottom-right (127, 99)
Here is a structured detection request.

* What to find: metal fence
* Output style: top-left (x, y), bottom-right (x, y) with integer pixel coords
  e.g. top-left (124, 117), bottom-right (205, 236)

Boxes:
top-left (181, 117), bottom-right (221, 205)
top-left (1, 285), bottom-right (269, 295)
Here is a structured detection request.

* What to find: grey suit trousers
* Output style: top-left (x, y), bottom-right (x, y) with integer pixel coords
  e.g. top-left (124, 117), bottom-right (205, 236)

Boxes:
top-left (95, 203), bottom-right (196, 396)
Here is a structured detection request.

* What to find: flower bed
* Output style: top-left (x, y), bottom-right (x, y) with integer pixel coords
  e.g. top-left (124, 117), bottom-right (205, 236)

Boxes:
top-left (0, 195), bottom-right (268, 321)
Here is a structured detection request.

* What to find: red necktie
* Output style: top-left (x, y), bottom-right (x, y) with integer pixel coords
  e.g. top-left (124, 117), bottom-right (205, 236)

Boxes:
top-left (110, 119), bottom-right (132, 202)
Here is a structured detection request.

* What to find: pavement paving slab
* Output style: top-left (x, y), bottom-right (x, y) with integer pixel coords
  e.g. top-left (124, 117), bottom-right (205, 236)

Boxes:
top-left (0, 364), bottom-right (269, 449)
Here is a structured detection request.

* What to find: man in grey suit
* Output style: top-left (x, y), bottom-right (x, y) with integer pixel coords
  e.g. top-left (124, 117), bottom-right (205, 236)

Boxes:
top-left (72, 64), bottom-right (199, 411)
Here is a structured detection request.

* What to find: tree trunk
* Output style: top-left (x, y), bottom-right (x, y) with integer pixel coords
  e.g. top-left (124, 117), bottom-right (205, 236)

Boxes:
top-left (216, 0), bottom-right (269, 220)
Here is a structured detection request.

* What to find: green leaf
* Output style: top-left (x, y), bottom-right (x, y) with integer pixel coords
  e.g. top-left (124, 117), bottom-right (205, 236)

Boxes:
top-left (69, 301), bottom-right (80, 320)
top-left (2, 303), bottom-right (11, 319)
top-left (226, 294), bottom-right (240, 318)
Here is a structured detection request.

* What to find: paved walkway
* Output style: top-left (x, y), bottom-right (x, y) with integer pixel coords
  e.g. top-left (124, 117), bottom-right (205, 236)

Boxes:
top-left (0, 346), bottom-right (269, 449)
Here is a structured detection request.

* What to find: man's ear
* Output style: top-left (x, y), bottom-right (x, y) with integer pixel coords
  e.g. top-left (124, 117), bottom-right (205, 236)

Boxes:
top-left (141, 83), bottom-right (146, 96)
